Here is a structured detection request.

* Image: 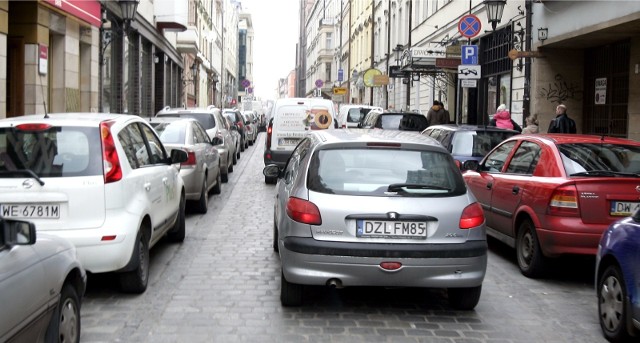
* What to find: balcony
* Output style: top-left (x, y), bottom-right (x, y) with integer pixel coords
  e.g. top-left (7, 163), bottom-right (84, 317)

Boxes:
top-left (176, 26), bottom-right (199, 54)
top-left (155, 0), bottom-right (188, 32)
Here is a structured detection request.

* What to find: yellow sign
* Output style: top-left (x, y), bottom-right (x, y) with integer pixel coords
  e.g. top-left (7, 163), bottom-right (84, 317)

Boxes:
top-left (373, 75), bottom-right (389, 86)
top-left (363, 68), bottom-right (382, 87)
top-left (333, 87), bottom-right (348, 95)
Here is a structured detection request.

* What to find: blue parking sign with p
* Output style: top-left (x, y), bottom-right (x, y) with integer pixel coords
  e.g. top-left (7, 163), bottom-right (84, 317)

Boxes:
top-left (461, 45), bottom-right (478, 65)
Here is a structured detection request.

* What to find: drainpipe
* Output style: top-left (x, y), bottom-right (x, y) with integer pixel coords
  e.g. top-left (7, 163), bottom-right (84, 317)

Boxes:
top-left (524, 0), bottom-right (532, 121)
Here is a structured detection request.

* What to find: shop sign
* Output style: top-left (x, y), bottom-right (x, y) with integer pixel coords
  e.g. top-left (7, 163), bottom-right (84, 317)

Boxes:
top-left (42, 0), bottom-right (102, 27)
top-left (595, 78), bottom-right (607, 105)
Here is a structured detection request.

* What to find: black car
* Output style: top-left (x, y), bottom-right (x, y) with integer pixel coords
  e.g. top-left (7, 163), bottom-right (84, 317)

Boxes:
top-left (422, 124), bottom-right (520, 166)
top-left (359, 110), bottom-right (429, 131)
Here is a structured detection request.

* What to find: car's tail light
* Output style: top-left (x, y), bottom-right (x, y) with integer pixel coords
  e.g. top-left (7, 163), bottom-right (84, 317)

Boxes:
top-left (266, 121), bottom-right (273, 148)
top-left (16, 123), bottom-right (52, 132)
top-left (548, 185), bottom-right (579, 216)
top-left (459, 202), bottom-right (485, 229)
top-left (181, 148), bottom-right (197, 167)
top-left (286, 197), bottom-right (322, 225)
top-left (236, 121), bottom-right (243, 129)
top-left (100, 120), bottom-right (122, 183)
top-left (380, 262), bottom-right (402, 270)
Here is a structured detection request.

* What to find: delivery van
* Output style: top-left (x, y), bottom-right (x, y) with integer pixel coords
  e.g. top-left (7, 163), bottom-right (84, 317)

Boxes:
top-left (263, 97), bottom-right (337, 183)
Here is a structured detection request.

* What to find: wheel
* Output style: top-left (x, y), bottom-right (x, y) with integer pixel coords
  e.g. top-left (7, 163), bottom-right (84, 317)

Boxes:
top-left (168, 194), bottom-right (186, 242)
top-left (240, 138), bottom-right (245, 152)
top-left (598, 264), bottom-right (633, 342)
top-left (448, 285), bottom-right (482, 310)
top-left (211, 171), bottom-right (222, 194)
top-left (194, 177), bottom-right (208, 214)
top-left (516, 218), bottom-right (546, 278)
top-left (228, 161), bottom-right (234, 173)
top-left (265, 175), bottom-right (277, 184)
top-left (272, 219), bottom-right (279, 253)
top-left (237, 148), bottom-right (241, 160)
top-left (45, 283), bottom-right (81, 343)
top-left (280, 271), bottom-right (303, 306)
top-left (119, 228), bottom-right (150, 293)
top-left (232, 148), bottom-right (238, 165)
top-left (221, 168), bottom-right (229, 183)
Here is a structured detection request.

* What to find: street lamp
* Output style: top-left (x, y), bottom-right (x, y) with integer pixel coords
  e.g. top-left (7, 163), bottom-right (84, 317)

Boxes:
top-left (483, 0), bottom-right (506, 31)
top-left (119, 0), bottom-right (139, 31)
top-left (393, 44), bottom-right (404, 66)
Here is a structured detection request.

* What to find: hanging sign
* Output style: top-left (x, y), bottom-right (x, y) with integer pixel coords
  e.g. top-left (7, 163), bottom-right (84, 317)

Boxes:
top-left (458, 14), bottom-right (482, 38)
top-left (595, 78), bottom-right (607, 105)
top-left (39, 44), bottom-right (48, 75)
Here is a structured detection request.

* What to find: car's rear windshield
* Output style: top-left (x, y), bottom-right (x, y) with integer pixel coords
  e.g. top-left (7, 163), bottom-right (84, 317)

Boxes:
top-left (158, 113), bottom-right (216, 130)
top-left (307, 148), bottom-right (466, 197)
top-left (380, 114), bottom-right (428, 131)
top-left (347, 108), bottom-right (370, 123)
top-left (558, 143), bottom-right (640, 175)
top-left (0, 126), bottom-right (102, 177)
top-left (451, 130), bottom-right (517, 157)
top-left (150, 121), bottom-right (187, 144)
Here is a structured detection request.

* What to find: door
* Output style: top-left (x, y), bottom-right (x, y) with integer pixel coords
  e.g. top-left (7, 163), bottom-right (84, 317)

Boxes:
top-left (7, 38), bottom-right (25, 118)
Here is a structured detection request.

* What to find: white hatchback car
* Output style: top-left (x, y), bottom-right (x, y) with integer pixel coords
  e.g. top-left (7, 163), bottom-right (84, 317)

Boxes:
top-left (0, 113), bottom-right (188, 293)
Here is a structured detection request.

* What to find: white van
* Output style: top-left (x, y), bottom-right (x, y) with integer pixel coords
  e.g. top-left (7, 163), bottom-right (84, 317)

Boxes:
top-left (263, 97), bottom-right (337, 183)
top-left (338, 105), bottom-right (383, 128)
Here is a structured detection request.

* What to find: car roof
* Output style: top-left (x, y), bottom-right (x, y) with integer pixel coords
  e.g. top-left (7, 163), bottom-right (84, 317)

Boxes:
top-left (311, 128), bottom-right (446, 150)
top-left (147, 117), bottom-right (197, 124)
top-left (156, 105), bottom-right (219, 115)
top-left (426, 124), bottom-right (520, 133)
top-left (515, 133), bottom-right (640, 145)
top-left (0, 112), bottom-right (132, 125)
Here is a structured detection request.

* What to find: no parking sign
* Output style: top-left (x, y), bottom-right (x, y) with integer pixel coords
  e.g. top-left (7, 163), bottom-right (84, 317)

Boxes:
top-left (458, 14), bottom-right (482, 39)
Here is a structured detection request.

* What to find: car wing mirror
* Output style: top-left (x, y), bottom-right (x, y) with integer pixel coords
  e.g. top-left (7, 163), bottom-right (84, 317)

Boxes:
top-left (2, 219), bottom-right (37, 246)
top-left (211, 137), bottom-right (224, 146)
top-left (170, 149), bottom-right (188, 164)
top-left (263, 164), bottom-right (282, 179)
top-left (461, 160), bottom-right (480, 172)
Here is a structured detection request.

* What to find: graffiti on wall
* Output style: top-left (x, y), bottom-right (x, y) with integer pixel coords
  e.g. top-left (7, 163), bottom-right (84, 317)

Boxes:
top-left (537, 74), bottom-right (583, 104)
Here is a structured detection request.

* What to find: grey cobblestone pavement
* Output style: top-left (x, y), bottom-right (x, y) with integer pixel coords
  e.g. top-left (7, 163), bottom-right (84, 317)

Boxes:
top-left (80, 133), bottom-right (606, 343)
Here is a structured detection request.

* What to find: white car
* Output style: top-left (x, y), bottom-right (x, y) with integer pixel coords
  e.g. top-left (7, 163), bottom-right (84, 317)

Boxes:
top-left (0, 113), bottom-right (188, 293)
top-left (0, 216), bottom-right (86, 342)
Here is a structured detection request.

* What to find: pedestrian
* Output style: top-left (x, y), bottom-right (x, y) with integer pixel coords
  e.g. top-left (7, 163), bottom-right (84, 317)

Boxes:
top-left (490, 104), bottom-right (522, 132)
top-left (547, 104), bottom-right (577, 133)
top-left (522, 113), bottom-right (539, 134)
top-left (439, 101), bottom-right (451, 124)
top-left (426, 100), bottom-right (447, 127)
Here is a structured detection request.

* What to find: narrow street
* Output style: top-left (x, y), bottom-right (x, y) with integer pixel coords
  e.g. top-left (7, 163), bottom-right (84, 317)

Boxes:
top-left (80, 133), bottom-right (605, 343)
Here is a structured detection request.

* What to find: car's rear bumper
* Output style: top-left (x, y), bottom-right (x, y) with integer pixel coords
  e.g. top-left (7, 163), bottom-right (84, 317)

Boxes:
top-left (537, 225), bottom-right (606, 257)
top-left (180, 167), bottom-right (201, 200)
top-left (280, 237), bottom-right (487, 287)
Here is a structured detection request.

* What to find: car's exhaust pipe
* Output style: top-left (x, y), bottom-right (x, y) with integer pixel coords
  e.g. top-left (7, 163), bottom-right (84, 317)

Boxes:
top-left (326, 278), bottom-right (343, 289)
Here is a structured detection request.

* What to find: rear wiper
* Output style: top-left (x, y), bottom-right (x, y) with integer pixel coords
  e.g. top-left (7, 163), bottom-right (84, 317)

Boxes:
top-left (387, 183), bottom-right (449, 192)
top-left (0, 170), bottom-right (45, 185)
top-left (570, 170), bottom-right (640, 178)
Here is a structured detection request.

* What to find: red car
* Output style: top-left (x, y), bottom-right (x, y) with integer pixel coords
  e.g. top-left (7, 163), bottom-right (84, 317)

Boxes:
top-left (462, 134), bottom-right (640, 278)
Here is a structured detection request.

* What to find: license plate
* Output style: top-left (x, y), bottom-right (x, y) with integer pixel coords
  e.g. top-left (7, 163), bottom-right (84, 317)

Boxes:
top-left (610, 201), bottom-right (640, 216)
top-left (278, 138), bottom-right (299, 146)
top-left (356, 220), bottom-right (427, 239)
top-left (0, 204), bottom-right (60, 219)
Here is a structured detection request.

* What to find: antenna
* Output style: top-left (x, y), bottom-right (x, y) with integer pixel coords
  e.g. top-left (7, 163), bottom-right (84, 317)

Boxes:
top-left (38, 73), bottom-right (49, 118)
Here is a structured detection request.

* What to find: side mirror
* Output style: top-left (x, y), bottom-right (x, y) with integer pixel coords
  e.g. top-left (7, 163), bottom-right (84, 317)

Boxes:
top-left (461, 160), bottom-right (480, 172)
top-left (2, 218), bottom-right (37, 246)
top-left (211, 137), bottom-right (224, 146)
top-left (231, 124), bottom-right (238, 131)
top-left (263, 164), bottom-right (281, 179)
top-left (170, 149), bottom-right (188, 164)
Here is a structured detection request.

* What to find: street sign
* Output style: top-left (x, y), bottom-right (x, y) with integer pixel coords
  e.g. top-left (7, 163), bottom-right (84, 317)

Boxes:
top-left (363, 68), bottom-right (382, 87)
top-left (389, 65), bottom-right (410, 78)
top-left (461, 79), bottom-right (478, 88)
top-left (458, 14), bottom-right (482, 38)
top-left (373, 75), bottom-right (389, 86)
top-left (315, 79), bottom-right (324, 88)
top-left (458, 65), bottom-right (481, 79)
top-left (461, 45), bottom-right (478, 65)
top-left (333, 87), bottom-right (347, 95)
top-left (338, 68), bottom-right (344, 82)
top-left (508, 49), bottom-right (544, 60)
top-left (241, 79), bottom-right (251, 88)
top-left (410, 47), bottom-right (446, 59)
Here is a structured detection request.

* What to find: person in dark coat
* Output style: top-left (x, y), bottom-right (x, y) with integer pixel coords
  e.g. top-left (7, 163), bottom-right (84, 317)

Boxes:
top-left (547, 104), bottom-right (577, 133)
top-left (426, 100), bottom-right (448, 127)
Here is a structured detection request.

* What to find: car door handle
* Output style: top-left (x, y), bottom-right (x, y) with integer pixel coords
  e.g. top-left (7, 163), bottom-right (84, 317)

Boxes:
top-left (144, 182), bottom-right (151, 191)
top-left (512, 186), bottom-right (520, 195)
top-left (486, 182), bottom-right (493, 190)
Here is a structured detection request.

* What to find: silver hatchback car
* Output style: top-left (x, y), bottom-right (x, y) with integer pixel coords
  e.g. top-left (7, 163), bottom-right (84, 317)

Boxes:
top-left (264, 129), bottom-right (487, 309)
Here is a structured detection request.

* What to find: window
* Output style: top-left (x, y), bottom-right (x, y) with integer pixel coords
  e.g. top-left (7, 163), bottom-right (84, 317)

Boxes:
top-left (325, 32), bottom-right (332, 49)
top-left (483, 141), bottom-right (516, 173)
top-left (325, 62), bottom-right (332, 82)
top-left (119, 124), bottom-right (149, 169)
top-left (139, 123), bottom-right (167, 164)
top-left (506, 141), bottom-right (541, 174)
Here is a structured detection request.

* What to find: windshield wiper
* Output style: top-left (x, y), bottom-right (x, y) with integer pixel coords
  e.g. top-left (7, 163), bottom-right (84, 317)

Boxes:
top-left (0, 170), bottom-right (45, 185)
top-left (387, 183), bottom-right (450, 192)
top-left (570, 170), bottom-right (640, 178)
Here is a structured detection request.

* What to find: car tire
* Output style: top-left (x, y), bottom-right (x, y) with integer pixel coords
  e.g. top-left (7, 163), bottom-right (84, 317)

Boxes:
top-left (221, 166), bottom-right (229, 183)
top-left (447, 285), bottom-right (482, 310)
top-left (45, 283), bottom-right (81, 343)
top-left (598, 264), bottom-right (632, 342)
top-left (119, 228), bottom-right (150, 294)
top-left (272, 220), bottom-right (279, 253)
top-left (516, 218), bottom-right (546, 278)
top-left (195, 177), bottom-right (208, 214)
top-left (280, 271), bottom-right (303, 306)
top-left (240, 139), bottom-right (245, 152)
top-left (211, 171), bottom-right (222, 195)
top-left (228, 159), bottom-right (234, 173)
top-left (237, 148), bottom-right (241, 160)
top-left (232, 148), bottom-right (238, 165)
top-left (168, 194), bottom-right (186, 242)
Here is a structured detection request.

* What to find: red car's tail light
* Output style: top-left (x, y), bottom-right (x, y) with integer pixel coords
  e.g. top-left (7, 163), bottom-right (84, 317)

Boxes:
top-left (100, 120), bottom-right (122, 183)
top-left (181, 149), bottom-right (197, 167)
top-left (266, 121), bottom-right (273, 148)
top-left (286, 197), bottom-right (322, 225)
top-left (16, 123), bottom-right (52, 131)
top-left (380, 262), bottom-right (402, 270)
top-left (459, 202), bottom-right (485, 229)
top-left (548, 185), bottom-right (579, 216)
